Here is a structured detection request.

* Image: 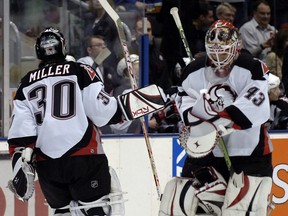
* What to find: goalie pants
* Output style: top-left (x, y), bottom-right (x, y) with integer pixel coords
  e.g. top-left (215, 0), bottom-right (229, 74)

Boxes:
top-left (181, 153), bottom-right (273, 181)
top-left (36, 154), bottom-right (111, 209)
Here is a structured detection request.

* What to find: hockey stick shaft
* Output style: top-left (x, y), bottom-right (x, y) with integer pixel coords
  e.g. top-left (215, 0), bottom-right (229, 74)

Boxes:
top-left (98, 0), bottom-right (162, 199)
top-left (170, 7), bottom-right (194, 61)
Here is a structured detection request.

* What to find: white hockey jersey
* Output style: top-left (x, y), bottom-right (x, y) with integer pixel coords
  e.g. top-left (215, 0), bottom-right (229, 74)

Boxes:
top-left (176, 51), bottom-right (273, 157)
top-left (8, 61), bottom-right (122, 159)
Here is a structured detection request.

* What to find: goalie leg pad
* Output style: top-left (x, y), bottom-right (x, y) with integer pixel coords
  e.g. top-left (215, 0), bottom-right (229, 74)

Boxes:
top-left (75, 167), bottom-right (125, 216)
top-left (222, 175), bottom-right (272, 216)
top-left (194, 167), bottom-right (227, 216)
top-left (159, 177), bottom-right (198, 216)
top-left (104, 167), bottom-right (125, 216)
top-left (8, 147), bottom-right (35, 202)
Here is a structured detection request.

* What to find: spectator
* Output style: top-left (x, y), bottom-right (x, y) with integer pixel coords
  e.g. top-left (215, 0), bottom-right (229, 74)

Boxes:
top-left (239, 0), bottom-right (276, 60)
top-left (130, 18), bottom-right (169, 89)
top-left (85, 0), bottom-right (123, 66)
top-left (113, 0), bottom-right (148, 13)
top-left (281, 47), bottom-right (288, 95)
top-left (207, 0), bottom-right (248, 28)
top-left (267, 0), bottom-right (288, 29)
top-left (183, 1), bottom-right (214, 59)
top-left (158, 0), bottom-right (214, 87)
top-left (264, 28), bottom-right (288, 80)
top-left (77, 35), bottom-right (121, 94)
top-left (215, 2), bottom-right (236, 24)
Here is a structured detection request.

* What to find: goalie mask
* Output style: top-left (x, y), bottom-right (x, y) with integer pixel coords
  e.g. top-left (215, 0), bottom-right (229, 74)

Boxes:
top-left (205, 20), bottom-right (240, 70)
top-left (35, 27), bottom-right (66, 62)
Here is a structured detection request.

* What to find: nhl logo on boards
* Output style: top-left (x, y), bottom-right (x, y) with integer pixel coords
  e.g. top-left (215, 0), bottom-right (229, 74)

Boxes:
top-left (91, 180), bottom-right (99, 188)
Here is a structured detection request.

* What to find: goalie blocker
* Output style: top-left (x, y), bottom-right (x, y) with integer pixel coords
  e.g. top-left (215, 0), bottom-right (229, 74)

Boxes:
top-left (117, 84), bottom-right (165, 120)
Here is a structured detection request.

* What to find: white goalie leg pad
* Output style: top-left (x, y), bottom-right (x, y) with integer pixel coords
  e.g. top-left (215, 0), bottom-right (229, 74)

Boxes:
top-left (158, 177), bottom-right (198, 216)
top-left (72, 167), bottom-right (126, 216)
top-left (194, 167), bottom-right (227, 216)
top-left (104, 167), bottom-right (126, 216)
top-left (222, 175), bottom-right (272, 216)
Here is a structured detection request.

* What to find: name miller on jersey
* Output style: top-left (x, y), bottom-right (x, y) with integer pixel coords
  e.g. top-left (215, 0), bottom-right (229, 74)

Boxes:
top-left (29, 64), bottom-right (71, 83)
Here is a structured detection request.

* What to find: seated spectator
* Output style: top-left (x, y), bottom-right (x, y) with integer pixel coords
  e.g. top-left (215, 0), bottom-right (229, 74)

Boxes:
top-left (77, 35), bottom-right (121, 94)
top-left (85, 0), bottom-right (123, 64)
top-left (130, 18), bottom-right (169, 89)
top-left (281, 46), bottom-right (288, 95)
top-left (239, 0), bottom-right (276, 60)
top-left (265, 29), bottom-right (288, 80)
top-left (266, 73), bottom-right (288, 130)
top-left (114, 0), bottom-right (147, 15)
top-left (207, 0), bottom-right (248, 28)
top-left (215, 2), bottom-right (236, 24)
top-left (158, 0), bottom-right (214, 87)
top-left (181, 1), bottom-right (214, 60)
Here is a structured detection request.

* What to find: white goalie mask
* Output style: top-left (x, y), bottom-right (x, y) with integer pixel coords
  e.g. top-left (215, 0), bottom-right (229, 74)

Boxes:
top-left (205, 20), bottom-right (240, 69)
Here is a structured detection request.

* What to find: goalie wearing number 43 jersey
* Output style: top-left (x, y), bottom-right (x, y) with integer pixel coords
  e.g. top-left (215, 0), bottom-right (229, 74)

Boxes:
top-left (159, 20), bottom-right (274, 216)
top-left (8, 27), bottom-right (164, 216)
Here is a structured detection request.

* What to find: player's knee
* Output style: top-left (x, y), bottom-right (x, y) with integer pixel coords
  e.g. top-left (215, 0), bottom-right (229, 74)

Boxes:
top-left (159, 166), bottom-right (227, 216)
top-left (194, 166), bottom-right (227, 215)
top-left (159, 177), bottom-right (198, 215)
top-left (222, 175), bottom-right (272, 215)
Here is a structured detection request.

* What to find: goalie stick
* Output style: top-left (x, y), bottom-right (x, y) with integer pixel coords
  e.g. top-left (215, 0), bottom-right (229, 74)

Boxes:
top-left (98, 0), bottom-right (162, 199)
top-left (170, 7), bottom-right (194, 61)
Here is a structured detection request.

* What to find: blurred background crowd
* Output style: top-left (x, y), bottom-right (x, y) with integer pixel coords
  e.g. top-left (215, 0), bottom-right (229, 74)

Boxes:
top-left (1, 0), bottom-right (288, 135)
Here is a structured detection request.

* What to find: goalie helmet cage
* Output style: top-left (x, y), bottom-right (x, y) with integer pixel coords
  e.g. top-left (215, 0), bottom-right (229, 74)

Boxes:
top-left (98, 0), bottom-right (162, 199)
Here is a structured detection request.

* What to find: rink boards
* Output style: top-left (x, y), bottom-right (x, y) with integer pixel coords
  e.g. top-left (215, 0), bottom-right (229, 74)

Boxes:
top-left (0, 133), bottom-right (287, 216)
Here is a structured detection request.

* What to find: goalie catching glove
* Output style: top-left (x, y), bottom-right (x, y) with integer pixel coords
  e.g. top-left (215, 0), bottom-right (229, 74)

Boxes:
top-left (8, 147), bottom-right (35, 202)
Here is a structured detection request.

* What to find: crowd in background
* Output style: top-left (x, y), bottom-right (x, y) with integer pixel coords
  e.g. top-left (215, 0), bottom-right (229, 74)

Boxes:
top-left (6, 0), bottom-right (288, 133)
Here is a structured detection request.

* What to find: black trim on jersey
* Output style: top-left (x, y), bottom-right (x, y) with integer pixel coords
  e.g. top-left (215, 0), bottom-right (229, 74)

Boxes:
top-left (7, 136), bottom-right (37, 147)
top-left (180, 56), bottom-right (207, 84)
top-left (63, 119), bottom-right (94, 157)
top-left (251, 125), bottom-right (269, 157)
top-left (107, 105), bottom-right (123, 125)
top-left (34, 119), bottom-right (95, 160)
top-left (76, 62), bottom-right (103, 90)
top-left (225, 105), bottom-right (252, 129)
top-left (234, 50), bottom-right (267, 81)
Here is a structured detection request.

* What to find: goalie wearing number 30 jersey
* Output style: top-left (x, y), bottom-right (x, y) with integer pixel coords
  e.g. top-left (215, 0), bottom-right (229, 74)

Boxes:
top-left (8, 27), bottom-right (163, 216)
top-left (160, 20), bottom-right (274, 216)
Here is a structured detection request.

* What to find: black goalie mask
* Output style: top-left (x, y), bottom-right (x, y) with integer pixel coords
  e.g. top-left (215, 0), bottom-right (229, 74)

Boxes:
top-left (35, 27), bottom-right (66, 62)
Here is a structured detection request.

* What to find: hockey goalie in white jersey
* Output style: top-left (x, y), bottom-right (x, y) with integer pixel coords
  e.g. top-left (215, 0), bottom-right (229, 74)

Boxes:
top-left (7, 27), bottom-right (164, 216)
top-left (159, 20), bottom-right (274, 215)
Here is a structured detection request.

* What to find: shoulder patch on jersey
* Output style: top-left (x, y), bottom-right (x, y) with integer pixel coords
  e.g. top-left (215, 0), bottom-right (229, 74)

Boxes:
top-left (258, 59), bottom-right (269, 75)
top-left (80, 64), bottom-right (96, 80)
